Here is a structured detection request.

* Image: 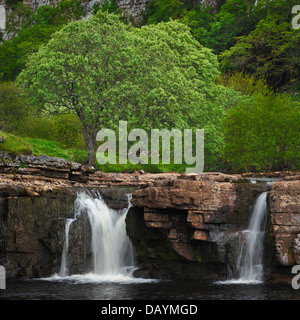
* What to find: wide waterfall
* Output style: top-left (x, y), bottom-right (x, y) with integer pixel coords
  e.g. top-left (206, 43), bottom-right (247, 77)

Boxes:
top-left (55, 191), bottom-right (143, 283)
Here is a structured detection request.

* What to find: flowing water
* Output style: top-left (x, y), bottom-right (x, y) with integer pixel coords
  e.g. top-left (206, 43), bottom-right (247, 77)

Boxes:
top-left (55, 192), bottom-right (153, 284)
top-left (217, 192), bottom-right (268, 285)
top-left (235, 191), bottom-right (268, 283)
top-left (1, 190), bottom-right (300, 300)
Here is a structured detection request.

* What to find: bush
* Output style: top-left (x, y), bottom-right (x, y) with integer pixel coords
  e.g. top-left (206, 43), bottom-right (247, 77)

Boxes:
top-left (222, 92), bottom-right (300, 172)
top-left (0, 82), bottom-right (28, 132)
top-left (15, 114), bottom-right (85, 150)
top-left (217, 72), bottom-right (269, 97)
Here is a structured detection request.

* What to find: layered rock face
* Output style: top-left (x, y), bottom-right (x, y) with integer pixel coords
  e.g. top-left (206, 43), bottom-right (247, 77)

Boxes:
top-left (0, 152), bottom-right (299, 280)
top-left (0, 184), bottom-right (133, 278)
top-left (127, 174), bottom-right (273, 279)
top-left (0, 186), bottom-right (75, 278)
top-left (4, 0), bottom-right (219, 24)
top-left (117, 0), bottom-right (149, 23)
top-left (269, 177), bottom-right (300, 267)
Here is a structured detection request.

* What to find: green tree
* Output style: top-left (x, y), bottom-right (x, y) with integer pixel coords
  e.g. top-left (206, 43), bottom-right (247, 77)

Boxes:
top-left (0, 24), bottom-right (62, 81)
top-left (181, 0), bottom-right (251, 54)
top-left (220, 3), bottom-right (300, 90)
top-left (146, 0), bottom-right (184, 24)
top-left (18, 11), bottom-right (240, 168)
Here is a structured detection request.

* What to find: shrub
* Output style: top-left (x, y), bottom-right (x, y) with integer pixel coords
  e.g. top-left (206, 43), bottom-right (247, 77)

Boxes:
top-left (0, 82), bottom-right (28, 132)
top-left (222, 92), bottom-right (300, 172)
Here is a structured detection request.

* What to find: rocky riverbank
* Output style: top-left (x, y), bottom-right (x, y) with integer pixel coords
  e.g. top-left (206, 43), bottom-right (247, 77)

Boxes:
top-left (0, 152), bottom-right (299, 281)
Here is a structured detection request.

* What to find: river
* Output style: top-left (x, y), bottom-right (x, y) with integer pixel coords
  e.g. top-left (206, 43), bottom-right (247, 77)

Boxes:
top-left (1, 277), bottom-right (299, 300)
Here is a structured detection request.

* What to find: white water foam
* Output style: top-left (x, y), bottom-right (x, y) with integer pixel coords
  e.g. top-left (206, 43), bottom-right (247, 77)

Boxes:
top-left (217, 192), bottom-right (268, 285)
top-left (43, 191), bottom-right (156, 284)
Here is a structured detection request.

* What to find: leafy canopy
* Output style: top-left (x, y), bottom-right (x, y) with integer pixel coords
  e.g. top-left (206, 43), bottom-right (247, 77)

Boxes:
top-left (18, 11), bottom-right (240, 168)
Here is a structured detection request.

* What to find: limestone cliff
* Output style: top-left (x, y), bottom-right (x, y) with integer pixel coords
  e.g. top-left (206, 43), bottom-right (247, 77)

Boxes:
top-left (2, 0), bottom-right (219, 24)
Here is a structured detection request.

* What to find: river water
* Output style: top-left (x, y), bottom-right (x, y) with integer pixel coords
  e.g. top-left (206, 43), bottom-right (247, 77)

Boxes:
top-left (1, 277), bottom-right (300, 300)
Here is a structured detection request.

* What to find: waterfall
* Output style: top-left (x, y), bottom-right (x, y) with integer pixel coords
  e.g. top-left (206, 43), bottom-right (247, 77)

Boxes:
top-left (58, 191), bottom-right (137, 281)
top-left (235, 191), bottom-right (268, 283)
top-left (59, 218), bottom-right (76, 277)
top-left (218, 191), bottom-right (268, 284)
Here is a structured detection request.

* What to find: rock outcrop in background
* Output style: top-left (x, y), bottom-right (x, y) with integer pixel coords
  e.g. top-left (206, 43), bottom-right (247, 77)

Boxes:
top-left (1, 0), bottom-right (219, 28)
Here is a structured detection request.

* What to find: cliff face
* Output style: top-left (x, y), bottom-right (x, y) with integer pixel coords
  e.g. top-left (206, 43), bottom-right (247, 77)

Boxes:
top-left (3, 0), bottom-right (218, 24)
top-left (4, 0), bottom-right (151, 23)
top-left (0, 186), bottom-right (75, 278)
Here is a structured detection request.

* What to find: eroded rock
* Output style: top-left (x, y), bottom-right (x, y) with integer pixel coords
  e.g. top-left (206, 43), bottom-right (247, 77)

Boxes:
top-left (270, 179), bottom-right (300, 266)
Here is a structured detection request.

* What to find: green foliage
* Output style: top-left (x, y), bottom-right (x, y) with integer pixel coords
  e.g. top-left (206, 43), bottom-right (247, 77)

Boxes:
top-left (0, 24), bottom-right (62, 81)
top-left (220, 14), bottom-right (300, 90)
top-left (147, 0), bottom-right (260, 54)
top-left (18, 11), bottom-right (240, 168)
top-left (1, 0), bottom-right (297, 174)
top-left (15, 114), bottom-right (85, 150)
top-left (0, 131), bottom-right (87, 163)
top-left (146, 0), bottom-right (184, 24)
top-left (93, 0), bottom-right (120, 15)
top-left (0, 0), bottom-right (85, 82)
top-left (0, 82), bottom-right (84, 150)
top-left (217, 72), bottom-right (269, 97)
top-left (222, 92), bottom-right (300, 172)
top-left (180, 0), bottom-right (256, 54)
top-left (5, 0), bottom-right (21, 5)
top-left (0, 82), bottom-right (28, 132)
top-left (5, 2), bottom-right (35, 36)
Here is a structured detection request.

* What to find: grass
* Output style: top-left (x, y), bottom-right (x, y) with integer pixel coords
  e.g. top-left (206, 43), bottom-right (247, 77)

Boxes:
top-left (0, 131), bottom-right (187, 173)
top-left (0, 131), bottom-right (88, 163)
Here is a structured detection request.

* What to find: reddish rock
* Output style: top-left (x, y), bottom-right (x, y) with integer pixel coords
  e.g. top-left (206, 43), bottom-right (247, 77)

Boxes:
top-left (192, 230), bottom-right (208, 241)
top-left (270, 179), bottom-right (300, 266)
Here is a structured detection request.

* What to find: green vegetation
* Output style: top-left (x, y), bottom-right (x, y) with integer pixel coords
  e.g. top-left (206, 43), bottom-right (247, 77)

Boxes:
top-left (146, 0), bottom-right (300, 91)
top-left (0, 0), bottom-right (299, 173)
top-left (222, 91), bottom-right (300, 172)
top-left (18, 11), bottom-right (241, 169)
top-left (0, 131), bottom-right (87, 162)
top-left (0, 0), bottom-right (85, 82)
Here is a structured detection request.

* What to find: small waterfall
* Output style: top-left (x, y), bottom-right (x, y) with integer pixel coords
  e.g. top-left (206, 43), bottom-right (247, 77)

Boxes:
top-left (58, 191), bottom-right (136, 280)
top-left (59, 218), bottom-right (76, 277)
top-left (218, 191), bottom-right (268, 284)
top-left (235, 191), bottom-right (268, 283)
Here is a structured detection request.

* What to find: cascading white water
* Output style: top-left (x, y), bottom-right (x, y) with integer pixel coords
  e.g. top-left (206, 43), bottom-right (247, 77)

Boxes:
top-left (218, 191), bottom-right (268, 285)
top-left (59, 218), bottom-right (76, 277)
top-left (58, 191), bottom-right (138, 282)
top-left (235, 191), bottom-right (268, 283)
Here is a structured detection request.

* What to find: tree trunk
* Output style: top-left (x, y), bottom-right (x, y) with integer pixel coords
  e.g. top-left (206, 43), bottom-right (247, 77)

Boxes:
top-left (82, 126), bottom-right (97, 166)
